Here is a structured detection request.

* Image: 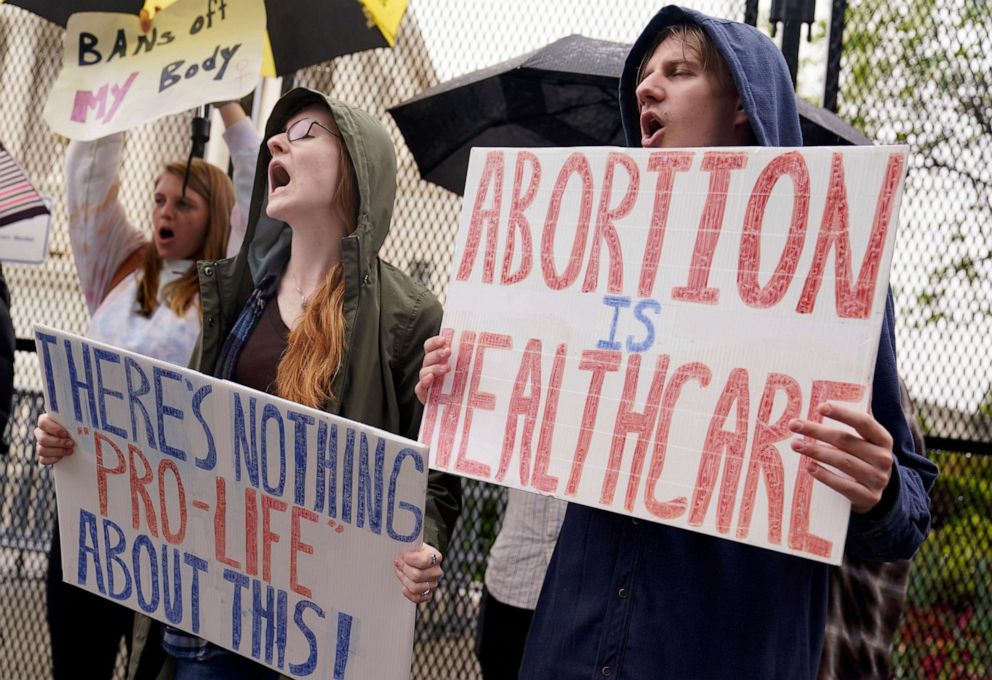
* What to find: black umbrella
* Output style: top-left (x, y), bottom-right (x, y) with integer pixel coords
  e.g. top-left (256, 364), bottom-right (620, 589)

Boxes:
top-left (389, 35), bottom-right (629, 195)
top-left (5, 0), bottom-right (399, 77)
top-left (390, 35), bottom-right (872, 195)
top-left (1, 1), bottom-right (143, 26)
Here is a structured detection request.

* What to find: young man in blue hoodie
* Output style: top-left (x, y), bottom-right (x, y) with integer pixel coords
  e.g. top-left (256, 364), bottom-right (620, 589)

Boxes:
top-left (516, 7), bottom-right (937, 679)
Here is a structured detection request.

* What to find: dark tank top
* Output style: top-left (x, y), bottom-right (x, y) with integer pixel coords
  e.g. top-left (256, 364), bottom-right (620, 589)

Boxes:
top-left (233, 298), bottom-right (290, 394)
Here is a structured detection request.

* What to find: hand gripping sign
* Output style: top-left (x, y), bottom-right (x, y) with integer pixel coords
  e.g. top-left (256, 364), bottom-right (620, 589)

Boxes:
top-left (43, 0), bottom-right (264, 141)
top-left (421, 145), bottom-right (909, 565)
top-left (35, 325), bottom-right (427, 679)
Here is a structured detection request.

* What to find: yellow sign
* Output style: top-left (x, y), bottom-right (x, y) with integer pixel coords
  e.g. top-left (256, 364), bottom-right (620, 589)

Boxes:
top-left (359, 0), bottom-right (408, 47)
top-left (44, 0), bottom-right (265, 140)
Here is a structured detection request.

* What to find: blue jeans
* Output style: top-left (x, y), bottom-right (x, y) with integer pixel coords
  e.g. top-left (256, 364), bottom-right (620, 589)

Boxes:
top-left (172, 650), bottom-right (281, 680)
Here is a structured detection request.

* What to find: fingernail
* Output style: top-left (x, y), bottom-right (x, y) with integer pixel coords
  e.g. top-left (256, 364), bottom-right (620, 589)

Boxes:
top-left (791, 439), bottom-right (805, 453)
top-left (788, 419), bottom-right (802, 432)
top-left (819, 403), bottom-right (832, 415)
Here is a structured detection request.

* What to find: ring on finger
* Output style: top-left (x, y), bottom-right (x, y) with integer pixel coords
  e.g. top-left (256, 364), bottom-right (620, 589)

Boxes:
top-left (422, 588), bottom-right (431, 598)
top-left (430, 552), bottom-right (437, 567)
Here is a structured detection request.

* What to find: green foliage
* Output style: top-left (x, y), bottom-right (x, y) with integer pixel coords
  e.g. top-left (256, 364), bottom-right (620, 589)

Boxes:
top-left (896, 453), bottom-right (992, 678)
top-left (839, 0), bottom-right (991, 329)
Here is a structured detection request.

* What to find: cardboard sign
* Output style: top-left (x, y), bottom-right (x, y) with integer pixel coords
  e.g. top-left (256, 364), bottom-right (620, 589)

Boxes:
top-left (0, 143), bottom-right (51, 263)
top-left (421, 145), bottom-right (909, 565)
top-left (43, 0), bottom-right (264, 141)
top-left (36, 325), bottom-right (426, 679)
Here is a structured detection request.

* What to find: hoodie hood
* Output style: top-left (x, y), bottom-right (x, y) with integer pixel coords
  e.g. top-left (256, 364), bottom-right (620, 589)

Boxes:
top-left (240, 87), bottom-right (398, 284)
top-left (619, 5), bottom-right (801, 148)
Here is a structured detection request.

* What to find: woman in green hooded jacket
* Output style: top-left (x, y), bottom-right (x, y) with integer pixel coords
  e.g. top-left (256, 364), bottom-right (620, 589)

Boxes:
top-left (126, 88), bottom-right (461, 679)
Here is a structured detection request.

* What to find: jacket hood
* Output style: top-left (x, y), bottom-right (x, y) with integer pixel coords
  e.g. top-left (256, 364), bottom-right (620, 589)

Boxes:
top-left (619, 5), bottom-right (801, 148)
top-left (240, 88), bottom-right (398, 283)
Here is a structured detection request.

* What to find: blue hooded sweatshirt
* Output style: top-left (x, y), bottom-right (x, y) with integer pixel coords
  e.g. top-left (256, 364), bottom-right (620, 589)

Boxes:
top-left (518, 7), bottom-right (936, 680)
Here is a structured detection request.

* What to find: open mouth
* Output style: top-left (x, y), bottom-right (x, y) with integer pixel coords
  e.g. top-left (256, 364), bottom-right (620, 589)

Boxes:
top-left (269, 161), bottom-right (291, 192)
top-left (157, 226), bottom-right (175, 241)
top-left (640, 111), bottom-right (665, 146)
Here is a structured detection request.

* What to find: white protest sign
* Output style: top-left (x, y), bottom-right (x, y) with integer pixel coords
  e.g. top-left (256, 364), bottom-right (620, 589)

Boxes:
top-left (421, 145), bottom-right (909, 565)
top-left (0, 202), bottom-right (51, 264)
top-left (43, 0), bottom-right (264, 141)
top-left (36, 325), bottom-right (426, 679)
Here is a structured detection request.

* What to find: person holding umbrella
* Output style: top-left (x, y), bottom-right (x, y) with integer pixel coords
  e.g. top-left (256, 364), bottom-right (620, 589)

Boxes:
top-left (34, 100), bottom-right (259, 679)
top-left (417, 6), bottom-right (936, 679)
top-left (40, 87), bottom-right (459, 679)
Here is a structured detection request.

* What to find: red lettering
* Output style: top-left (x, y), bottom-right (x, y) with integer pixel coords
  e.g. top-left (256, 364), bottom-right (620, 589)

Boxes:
top-left (532, 343), bottom-right (568, 493)
top-left (455, 332), bottom-right (512, 477)
top-left (615, 355), bottom-right (670, 511)
top-left (419, 328), bottom-right (471, 469)
top-left (127, 443), bottom-right (158, 537)
top-left (245, 487), bottom-right (258, 577)
top-left (736, 373), bottom-right (801, 543)
top-left (689, 368), bottom-right (749, 532)
top-left (541, 152), bottom-right (593, 290)
top-left (497, 338), bottom-right (543, 485)
top-left (157, 459), bottom-right (187, 544)
top-left (643, 362), bottom-right (711, 519)
top-left (565, 349), bottom-right (623, 495)
top-left (738, 151), bottom-right (810, 308)
top-left (788, 380), bottom-right (865, 557)
top-left (796, 152), bottom-right (904, 318)
top-left (290, 506), bottom-right (318, 598)
top-left (94, 432), bottom-right (126, 517)
top-left (638, 151), bottom-right (694, 297)
top-left (501, 151), bottom-right (541, 284)
top-left (457, 151), bottom-right (504, 282)
top-left (671, 152), bottom-right (748, 304)
top-left (261, 494), bottom-right (288, 583)
top-left (213, 477), bottom-right (240, 569)
top-left (582, 152), bottom-right (637, 293)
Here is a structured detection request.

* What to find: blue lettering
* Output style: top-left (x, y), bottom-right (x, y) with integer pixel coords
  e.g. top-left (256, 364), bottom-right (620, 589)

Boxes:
top-left (233, 394), bottom-right (259, 487)
top-left (334, 613), bottom-right (354, 680)
top-left (597, 296), bottom-right (631, 351)
top-left (224, 568), bottom-right (251, 650)
top-left (356, 434), bottom-right (384, 534)
top-left (94, 348), bottom-right (127, 438)
top-left (153, 367), bottom-right (186, 460)
top-left (341, 429), bottom-right (355, 524)
top-left (288, 410), bottom-right (314, 506)
top-left (261, 404), bottom-right (286, 497)
top-left (627, 299), bottom-right (662, 353)
top-left (289, 600), bottom-right (325, 676)
top-left (161, 544), bottom-right (182, 624)
top-left (77, 509), bottom-right (105, 594)
top-left (132, 534), bottom-right (159, 612)
top-left (192, 385), bottom-right (216, 470)
top-left (125, 356), bottom-right (156, 450)
top-left (65, 339), bottom-right (98, 426)
top-left (103, 518), bottom-right (132, 600)
top-left (36, 332), bottom-right (60, 413)
top-left (184, 553), bottom-right (208, 634)
top-left (387, 449), bottom-right (424, 542)
top-left (315, 422), bottom-right (337, 517)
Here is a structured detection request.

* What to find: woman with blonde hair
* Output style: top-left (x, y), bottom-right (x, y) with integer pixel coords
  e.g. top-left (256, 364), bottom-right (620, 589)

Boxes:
top-left (35, 102), bottom-right (259, 679)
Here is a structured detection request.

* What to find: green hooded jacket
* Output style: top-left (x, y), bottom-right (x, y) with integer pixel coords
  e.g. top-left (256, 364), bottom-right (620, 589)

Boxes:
top-left (128, 88), bottom-right (461, 680)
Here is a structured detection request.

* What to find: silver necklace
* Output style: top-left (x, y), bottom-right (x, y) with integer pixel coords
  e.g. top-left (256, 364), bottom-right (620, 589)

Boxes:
top-left (292, 272), bottom-right (312, 310)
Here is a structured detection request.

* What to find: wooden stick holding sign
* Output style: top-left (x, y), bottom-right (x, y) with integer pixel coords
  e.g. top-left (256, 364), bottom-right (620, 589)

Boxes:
top-left (35, 325), bottom-right (426, 680)
top-left (421, 144), bottom-right (908, 565)
top-left (43, 0), bottom-right (264, 140)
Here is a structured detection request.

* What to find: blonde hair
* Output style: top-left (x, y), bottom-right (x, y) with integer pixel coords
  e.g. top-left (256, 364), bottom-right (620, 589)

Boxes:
top-left (136, 159), bottom-right (235, 317)
top-left (639, 23), bottom-right (736, 93)
top-left (274, 114), bottom-right (360, 409)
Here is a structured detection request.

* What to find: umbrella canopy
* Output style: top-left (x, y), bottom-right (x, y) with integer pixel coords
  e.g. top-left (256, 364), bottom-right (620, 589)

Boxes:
top-left (3, 0), bottom-right (405, 77)
top-left (389, 34), bottom-right (628, 195)
top-left (0, 1), bottom-right (143, 26)
top-left (390, 34), bottom-right (872, 195)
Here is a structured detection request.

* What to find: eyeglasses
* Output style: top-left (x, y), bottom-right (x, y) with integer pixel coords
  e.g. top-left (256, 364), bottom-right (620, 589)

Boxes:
top-left (284, 117), bottom-right (340, 143)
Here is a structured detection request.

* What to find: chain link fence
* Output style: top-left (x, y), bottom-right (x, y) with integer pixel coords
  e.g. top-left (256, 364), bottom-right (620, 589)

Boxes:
top-left (1, 1), bottom-right (989, 678)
